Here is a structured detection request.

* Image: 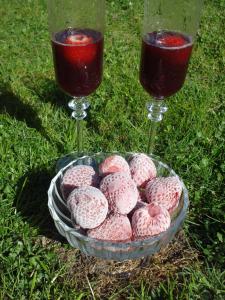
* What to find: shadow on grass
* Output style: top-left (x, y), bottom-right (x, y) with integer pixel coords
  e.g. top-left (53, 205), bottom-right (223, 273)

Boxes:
top-left (23, 74), bottom-right (104, 146)
top-left (0, 89), bottom-right (46, 133)
top-left (14, 166), bottom-right (66, 243)
top-left (24, 75), bottom-right (103, 142)
top-left (0, 86), bottom-right (65, 153)
top-left (23, 75), bottom-right (69, 111)
top-left (23, 75), bottom-right (98, 126)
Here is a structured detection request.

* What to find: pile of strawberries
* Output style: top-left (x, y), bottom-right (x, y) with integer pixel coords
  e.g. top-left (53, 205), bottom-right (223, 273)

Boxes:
top-left (60, 154), bottom-right (182, 242)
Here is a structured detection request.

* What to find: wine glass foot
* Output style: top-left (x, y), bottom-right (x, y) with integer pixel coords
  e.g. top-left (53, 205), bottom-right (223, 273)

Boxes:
top-left (55, 152), bottom-right (88, 172)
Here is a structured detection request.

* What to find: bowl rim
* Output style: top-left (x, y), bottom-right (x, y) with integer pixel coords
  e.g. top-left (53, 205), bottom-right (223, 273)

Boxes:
top-left (48, 152), bottom-right (189, 249)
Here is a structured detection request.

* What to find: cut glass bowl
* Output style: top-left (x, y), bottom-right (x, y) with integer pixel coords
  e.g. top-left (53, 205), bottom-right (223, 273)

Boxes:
top-left (48, 152), bottom-right (189, 261)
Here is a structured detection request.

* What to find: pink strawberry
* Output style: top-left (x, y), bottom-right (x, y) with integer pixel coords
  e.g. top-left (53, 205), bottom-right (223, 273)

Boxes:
top-left (63, 33), bottom-right (96, 65)
top-left (132, 203), bottom-right (171, 238)
top-left (129, 154), bottom-right (157, 188)
top-left (100, 172), bottom-right (138, 215)
top-left (67, 186), bottom-right (108, 229)
top-left (61, 165), bottom-right (99, 200)
top-left (87, 214), bottom-right (132, 242)
top-left (65, 34), bottom-right (93, 46)
top-left (145, 176), bottom-right (182, 213)
top-left (158, 35), bottom-right (186, 47)
top-left (99, 155), bottom-right (131, 177)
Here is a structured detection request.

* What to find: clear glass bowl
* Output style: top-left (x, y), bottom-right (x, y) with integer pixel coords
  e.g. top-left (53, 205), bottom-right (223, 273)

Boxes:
top-left (48, 152), bottom-right (189, 261)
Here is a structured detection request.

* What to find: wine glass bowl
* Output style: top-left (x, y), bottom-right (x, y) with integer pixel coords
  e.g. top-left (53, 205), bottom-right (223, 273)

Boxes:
top-left (48, 152), bottom-right (189, 261)
top-left (140, 31), bottom-right (193, 99)
top-left (51, 28), bottom-right (104, 97)
top-left (141, 0), bottom-right (203, 154)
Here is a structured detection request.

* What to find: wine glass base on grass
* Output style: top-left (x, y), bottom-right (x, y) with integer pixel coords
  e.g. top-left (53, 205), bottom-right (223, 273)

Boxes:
top-left (56, 152), bottom-right (87, 173)
top-left (48, 152), bottom-right (189, 261)
top-left (56, 151), bottom-right (93, 173)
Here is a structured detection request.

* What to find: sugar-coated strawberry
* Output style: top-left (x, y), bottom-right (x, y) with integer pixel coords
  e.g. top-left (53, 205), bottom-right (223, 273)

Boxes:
top-left (129, 154), bottom-right (157, 188)
top-left (145, 176), bottom-right (182, 213)
top-left (67, 186), bottom-right (108, 229)
top-left (61, 165), bottom-right (100, 200)
top-left (87, 214), bottom-right (132, 242)
top-left (63, 33), bottom-right (97, 65)
top-left (99, 155), bottom-right (131, 177)
top-left (100, 172), bottom-right (138, 215)
top-left (132, 203), bottom-right (171, 239)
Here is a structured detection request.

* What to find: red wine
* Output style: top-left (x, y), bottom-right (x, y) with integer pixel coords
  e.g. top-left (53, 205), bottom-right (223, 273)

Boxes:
top-left (51, 28), bottom-right (104, 97)
top-left (140, 31), bottom-right (193, 99)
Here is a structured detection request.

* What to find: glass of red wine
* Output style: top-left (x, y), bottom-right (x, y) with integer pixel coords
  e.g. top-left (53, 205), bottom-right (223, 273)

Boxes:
top-left (47, 0), bottom-right (105, 169)
top-left (140, 0), bottom-right (203, 154)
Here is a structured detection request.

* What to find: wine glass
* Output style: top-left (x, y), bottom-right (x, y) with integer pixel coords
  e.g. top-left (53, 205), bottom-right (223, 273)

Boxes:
top-left (140, 0), bottom-right (203, 154)
top-left (47, 0), bottom-right (105, 170)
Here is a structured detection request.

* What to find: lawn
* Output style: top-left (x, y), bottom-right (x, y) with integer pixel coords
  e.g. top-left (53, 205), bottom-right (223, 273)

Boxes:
top-left (0, 0), bottom-right (224, 299)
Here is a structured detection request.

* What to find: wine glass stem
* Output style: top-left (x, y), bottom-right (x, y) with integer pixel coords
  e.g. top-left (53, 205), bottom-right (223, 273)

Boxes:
top-left (146, 100), bottom-right (168, 155)
top-left (68, 97), bottom-right (90, 155)
top-left (76, 119), bottom-right (83, 153)
top-left (147, 120), bottom-right (158, 154)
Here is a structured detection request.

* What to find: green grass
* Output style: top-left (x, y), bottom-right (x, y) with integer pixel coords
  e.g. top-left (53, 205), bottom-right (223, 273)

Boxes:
top-left (0, 0), bottom-right (225, 299)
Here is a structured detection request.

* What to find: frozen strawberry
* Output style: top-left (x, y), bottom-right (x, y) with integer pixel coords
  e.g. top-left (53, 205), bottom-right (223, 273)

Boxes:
top-left (132, 203), bottom-right (171, 239)
top-left (87, 214), bottom-right (132, 242)
top-left (61, 165), bottom-right (99, 200)
top-left (99, 155), bottom-right (131, 177)
top-left (129, 154), bottom-right (157, 188)
top-left (63, 33), bottom-right (97, 65)
top-left (100, 172), bottom-right (138, 215)
top-left (145, 176), bottom-right (182, 213)
top-left (67, 186), bottom-right (108, 229)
